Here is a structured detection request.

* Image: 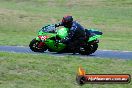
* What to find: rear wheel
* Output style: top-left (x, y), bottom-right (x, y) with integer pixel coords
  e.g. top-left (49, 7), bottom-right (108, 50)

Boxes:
top-left (89, 43), bottom-right (98, 54)
top-left (80, 43), bottom-right (98, 55)
top-left (29, 39), bottom-right (47, 52)
top-left (79, 46), bottom-right (91, 55)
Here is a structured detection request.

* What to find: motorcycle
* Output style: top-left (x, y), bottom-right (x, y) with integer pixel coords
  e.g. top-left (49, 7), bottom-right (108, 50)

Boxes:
top-left (29, 24), bottom-right (103, 55)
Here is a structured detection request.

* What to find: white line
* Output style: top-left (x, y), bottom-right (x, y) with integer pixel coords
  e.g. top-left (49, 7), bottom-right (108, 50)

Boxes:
top-left (98, 49), bottom-right (132, 53)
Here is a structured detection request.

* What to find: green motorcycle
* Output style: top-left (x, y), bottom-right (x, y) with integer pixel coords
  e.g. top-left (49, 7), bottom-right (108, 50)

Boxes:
top-left (29, 24), bottom-right (103, 55)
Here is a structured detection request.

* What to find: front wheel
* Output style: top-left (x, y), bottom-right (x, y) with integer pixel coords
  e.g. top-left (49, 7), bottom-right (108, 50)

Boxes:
top-left (29, 39), bottom-right (47, 52)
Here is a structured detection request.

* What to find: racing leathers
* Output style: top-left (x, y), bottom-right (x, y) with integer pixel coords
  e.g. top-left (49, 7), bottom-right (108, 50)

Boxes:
top-left (55, 21), bottom-right (86, 53)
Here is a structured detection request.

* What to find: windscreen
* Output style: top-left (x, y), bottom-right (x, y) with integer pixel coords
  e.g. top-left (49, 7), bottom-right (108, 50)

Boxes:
top-left (41, 24), bottom-right (56, 33)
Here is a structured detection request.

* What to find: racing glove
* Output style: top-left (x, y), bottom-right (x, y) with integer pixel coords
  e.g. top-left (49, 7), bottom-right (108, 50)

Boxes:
top-left (55, 22), bottom-right (63, 28)
top-left (60, 37), bottom-right (70, 44)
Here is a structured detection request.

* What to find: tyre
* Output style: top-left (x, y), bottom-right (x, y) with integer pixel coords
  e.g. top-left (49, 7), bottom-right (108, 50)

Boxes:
top-left (29, 39), bottom-right (47, 52)
top-left (80, 43), bottom-right (98, 55)
top-left (90, 43), bottom-right (98, 54)
top-left (79, 46), bottom-right (91, 55)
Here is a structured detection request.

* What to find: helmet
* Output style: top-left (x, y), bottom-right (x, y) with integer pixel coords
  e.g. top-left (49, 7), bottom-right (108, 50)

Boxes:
top-left (62, 15), bottom-right (73, 25)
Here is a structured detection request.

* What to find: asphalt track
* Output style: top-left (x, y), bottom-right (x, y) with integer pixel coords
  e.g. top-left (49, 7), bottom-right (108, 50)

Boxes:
top-left (0, 46), bottom-right (132, 60)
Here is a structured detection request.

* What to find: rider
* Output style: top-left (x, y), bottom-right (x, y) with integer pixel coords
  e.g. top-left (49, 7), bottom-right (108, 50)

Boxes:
top-left (55, 15), bottom-right (86, 53)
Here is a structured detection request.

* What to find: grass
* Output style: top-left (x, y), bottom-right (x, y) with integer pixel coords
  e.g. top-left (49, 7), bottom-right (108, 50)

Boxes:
top-left (0, 0), bottom-right (132, 87)
top-left (0, 52), bottom-right (132, 88)
top-left (0, 0), bottom-right (132, 50)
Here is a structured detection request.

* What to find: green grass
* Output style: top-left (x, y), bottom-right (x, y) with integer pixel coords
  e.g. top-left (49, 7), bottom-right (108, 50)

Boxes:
top-left (0, 1), bottom-right (132, 88)
top-left (0, 0), bottom-right (132, 50)
top-left (0, 52), bottom-right (132, 88)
